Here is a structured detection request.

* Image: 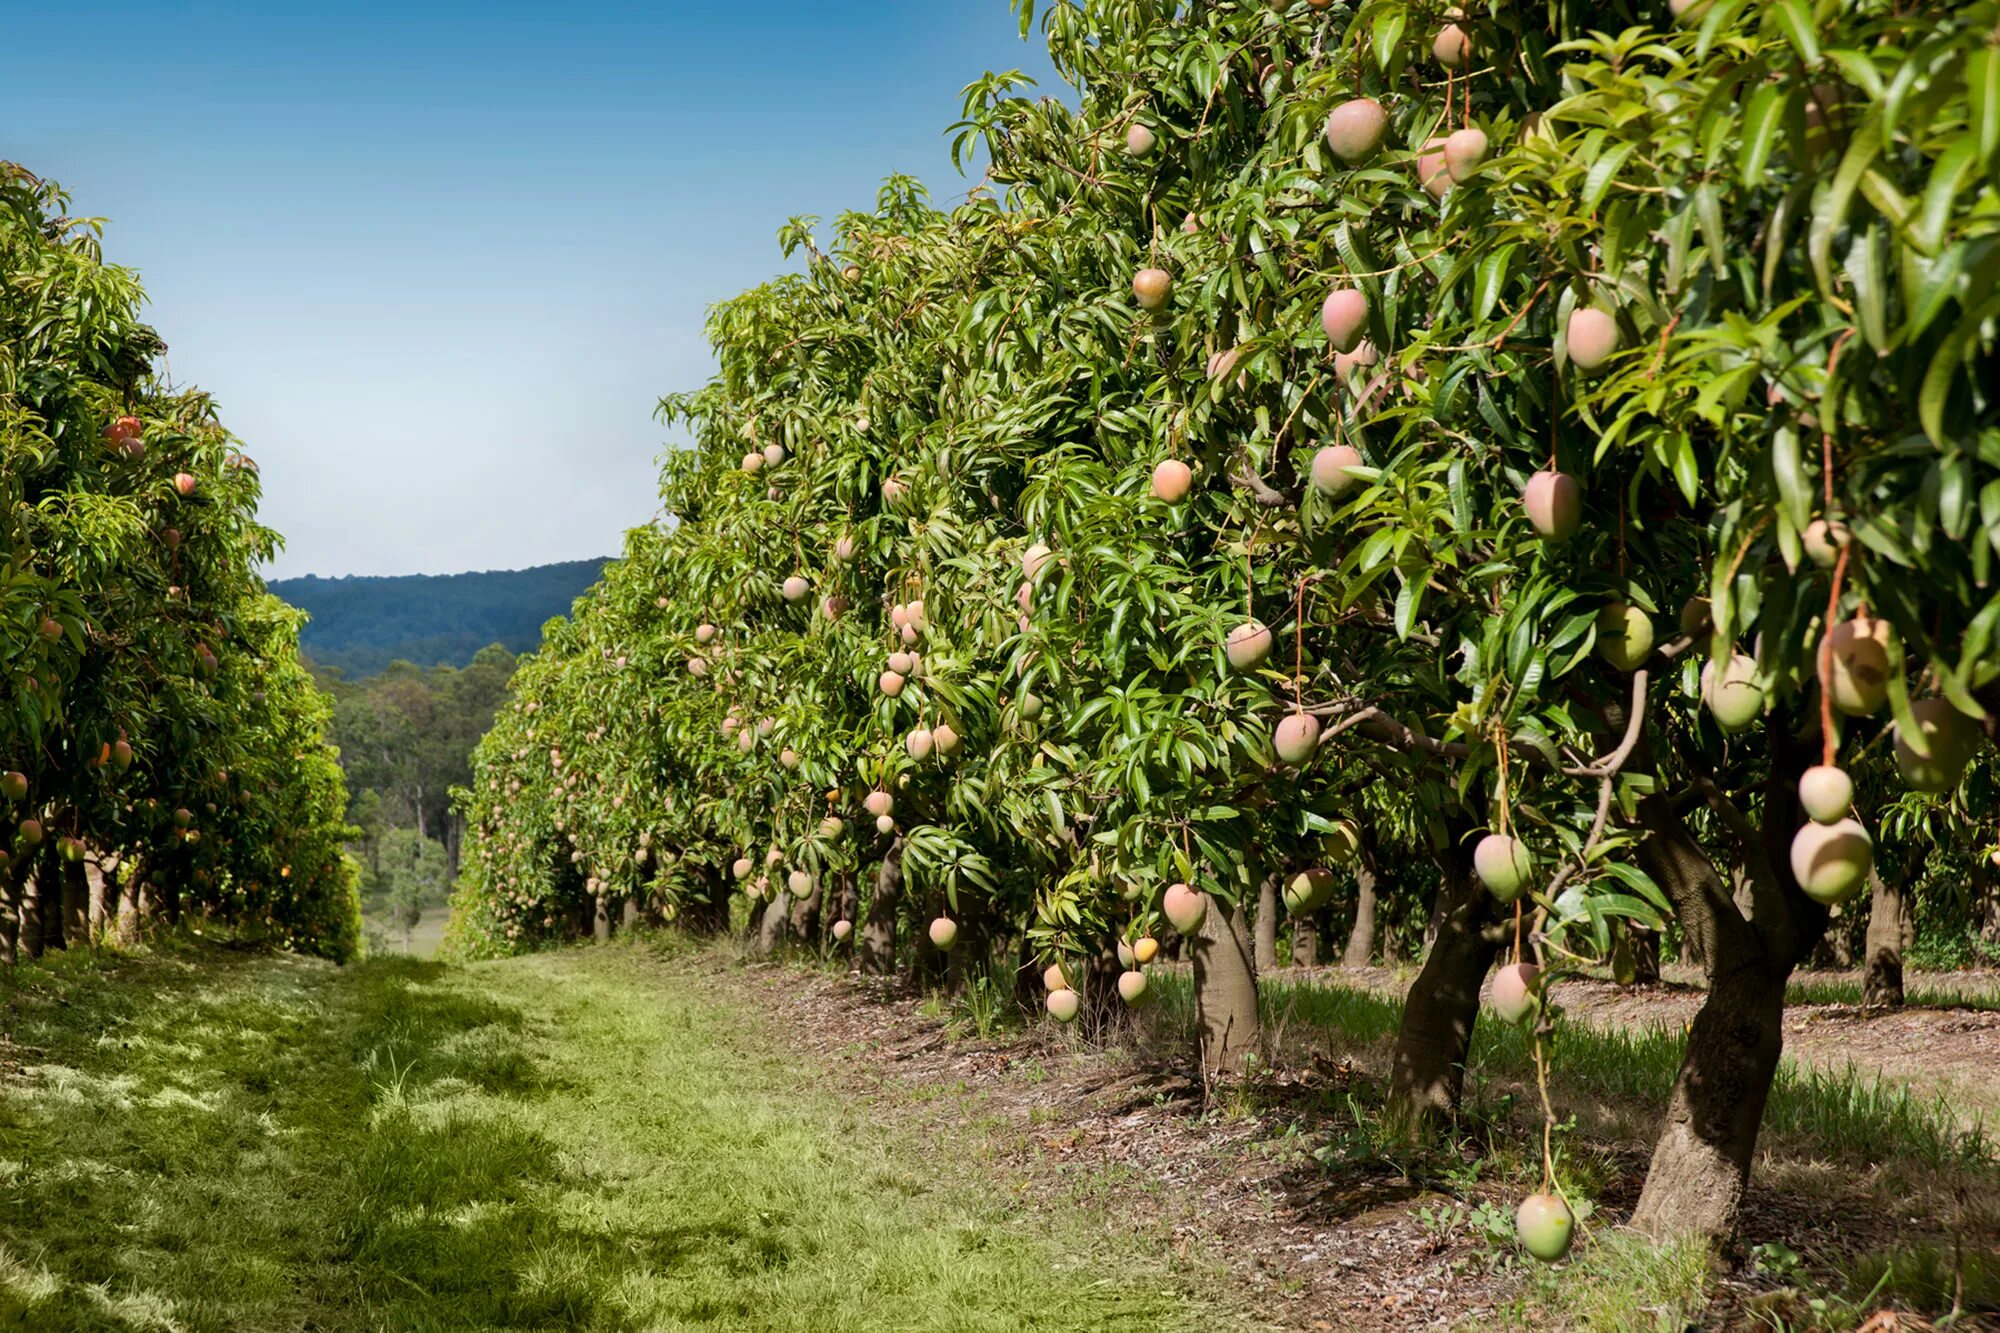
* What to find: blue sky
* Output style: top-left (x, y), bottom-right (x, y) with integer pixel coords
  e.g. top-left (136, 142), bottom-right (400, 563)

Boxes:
top-left (2, 2), bottom-right (1058, 577)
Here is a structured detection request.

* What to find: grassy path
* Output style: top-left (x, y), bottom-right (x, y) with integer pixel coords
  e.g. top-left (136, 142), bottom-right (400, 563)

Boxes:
top-left (1, 941), bottom-right (1223, 1331)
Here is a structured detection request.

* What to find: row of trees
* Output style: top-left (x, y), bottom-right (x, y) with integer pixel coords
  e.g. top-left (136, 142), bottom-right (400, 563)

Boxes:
top-left (451, 0), bottom-right (2000, 1253)
top-left (1, 163), bottom-right (360, 964)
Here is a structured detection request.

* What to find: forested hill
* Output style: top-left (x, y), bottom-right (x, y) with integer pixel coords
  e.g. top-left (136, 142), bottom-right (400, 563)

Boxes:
top-left (271, 559), bottom-right (610, 678)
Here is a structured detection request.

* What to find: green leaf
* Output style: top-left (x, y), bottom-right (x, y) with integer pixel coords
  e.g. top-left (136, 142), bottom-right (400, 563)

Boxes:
top-left (1770, 0), bottom-right (1821, 66)
top-left (1770, 426), bottom-right (1813, 533)
top-left (1845, 223), bottom-right (1888, 350)
top-left (1971, 47), bottom-right (2000, 166)
top-left (1473, 245), bottom-right (1516, 323)
top-left (1739, 85), bottom-right (1787, 187)
top-left (1371, 6), bottom-right (1407, 75)
top-left (1913, 133), bottom-right (1978, 257)
top-left (1581, 141), bottom-right (1639, 215)
top-left (1808, 118), bottom-right (1883, 299)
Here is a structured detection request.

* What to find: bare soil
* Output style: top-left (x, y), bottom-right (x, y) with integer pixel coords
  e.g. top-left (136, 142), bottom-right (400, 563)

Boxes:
top-left (696, 951), bottom-right (1999, 1331)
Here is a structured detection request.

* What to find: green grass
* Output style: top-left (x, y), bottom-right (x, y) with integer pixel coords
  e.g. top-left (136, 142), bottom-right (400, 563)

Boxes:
top-left (1, 937), bottom-right (1232, 1331)
top-left (1146, 971), bottom-right (1996, 1175)
top-left (1505, 1230), bottom-right (1713, 1331)
top-left (1784, 975), bottom-right (2000, 1013)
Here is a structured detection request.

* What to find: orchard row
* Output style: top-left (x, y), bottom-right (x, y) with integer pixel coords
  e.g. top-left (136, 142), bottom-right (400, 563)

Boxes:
top-left (1, 164), bottom-right (360, 964)
top-left (452, 0), bottom-right (2000, 1257)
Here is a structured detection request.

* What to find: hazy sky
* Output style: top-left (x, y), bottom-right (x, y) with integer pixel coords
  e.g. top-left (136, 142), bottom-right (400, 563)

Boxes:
top-left (3, 2), bottom-right (1058, 578)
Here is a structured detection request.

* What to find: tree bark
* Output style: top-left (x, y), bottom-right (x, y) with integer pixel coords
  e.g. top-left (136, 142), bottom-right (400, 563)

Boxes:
top-left (1343, 853), bottom-right (1378, 968)
top-left (61, 857), bottom-right (90, 948)
top-left (1290, 910), bottom-right (1318, 966)
top-left (1254, 871), bottom-right (1280, 973)
top-left (592, 894), bottom-right (611, 943)
top-left (21, 846), bottom-right (50, 958)
top-left (1862, 869), bottom-right (1908, 1008)
top-left (0, 850), bottom-right (29, 966)
top-left (115, 864), bottom-right (142, 943)
top-left (1191, 892), bottom-right (1261, 1077)
top-left (859, 840), bottom-right (903, 976)
top-left (1387, 834), bottom-right (1502, 1129)
top-left (1628, 959), bottom-right (1787, 1243)
top-left (1627, 721), bottom-right (1828, 1247)
top-left (620, 896), bottom-right (640, 933)
top-left (790, 881), bottom-right (822, 945)
top-left (756, 891), bottom-right (792, 956)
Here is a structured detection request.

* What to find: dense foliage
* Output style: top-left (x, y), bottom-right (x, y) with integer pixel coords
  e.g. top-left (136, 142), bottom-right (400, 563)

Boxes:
top-left (454, 0), bottom-right (2000, 1251)
top-left (1, 163), bottom-right (360, 963)
top-left (275, 559), bottom-right (608, 678)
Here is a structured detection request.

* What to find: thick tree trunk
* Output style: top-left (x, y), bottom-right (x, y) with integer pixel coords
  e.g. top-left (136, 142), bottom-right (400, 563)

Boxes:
top-left (1862, 870), bottom-right (1909, 1008)
top-left (756, 891), bottom-right (792, 956)
top-left (117, 859), bottom-right (148, 941)
top-left (592, 894), bottom-right (611, 942)
top-left (87, 859), bottom-right (111, 936)
top-left (1290, 910), bottom-right (1318, 967)
top-left (1629, 927), bottom-right (1661, 984)
top-left (61, 857), bottom-right (89, 948)
top-left (859, 840), bottom-right (903, 976)
top-left (1253, 871), bottom-right (1280, 973)
top-left (1343, 856), bottom-right (1378, 968)
top-left (1626, 723), bottom-right (1827, 1247)
top-left (790, 881), bottom-right (821, 945)
top-left (689, 863), bottom-right (730, 934)
top-left (1628, 961), bottom-right (1787, 1243)
top-left (1191, 892), bottom-right (1260, 1077)
top-left (1388, 835), bottom-right (1500, 1128)
top-left (620, 896), bottom-right (640, 933)
top-left (21, 848), bottom-right (50, 959)
top-left (0, 851), bottom-right (29, 966)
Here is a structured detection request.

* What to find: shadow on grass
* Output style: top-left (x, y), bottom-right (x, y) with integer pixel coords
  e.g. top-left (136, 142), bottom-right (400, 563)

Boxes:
top-left (2, 948), bottom-right (638, 1330)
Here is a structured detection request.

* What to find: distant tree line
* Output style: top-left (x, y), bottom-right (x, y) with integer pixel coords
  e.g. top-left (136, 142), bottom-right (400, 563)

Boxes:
top-left (273, 560), bottom-right (608, 678)
top-left (313, 645), bottom-right (514, 949)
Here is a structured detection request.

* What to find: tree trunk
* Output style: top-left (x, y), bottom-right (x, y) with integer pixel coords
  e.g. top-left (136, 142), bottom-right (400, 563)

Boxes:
top-left (1862, 869), bottom-right (1908, 1008)
top-left (116, 866), bottom-right (142, 943)
top-left (87, 859), bottom-right (111, 936)
top-left (1191, 892), bottom-right (1260, 1077)
top-left (860, 840), bottom-right (903, 976)
top-left (756, 890), bottom-right (793, 956)
top-left (1388, 837), bottom-right (1500, 1129)
top-left (620, 896), bottom-right (640, 933)
top-left (1625, 723), bottom-right (1828, 1248)
top-left (0, 851), bottom-right (28, 966)
top-left (1343, 855), bottom-right (1378, 968)
top-left (1628, 960), bottom-right (1787, 1243)
top-left (1253, 871), bottom-right (1280, 973)
top-left (62, 858), bottom-right (90, 948)
top-left (21, 847), bottom-right (50, 959)
top-left (688, 863), bottom-right (730, 934)
top-left (1629, 927), bottom-right (1661, 984)
top-left (592, 894), bottom-right (611, 943)
top-left (790, 881), bottom-right (821, 945)
top-left (1291, 910), bottom-right (1319, 967)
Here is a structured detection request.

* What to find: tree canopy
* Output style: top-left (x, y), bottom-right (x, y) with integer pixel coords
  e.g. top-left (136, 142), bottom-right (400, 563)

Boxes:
top-left (452, 0), bottom-right (2000, 1251)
